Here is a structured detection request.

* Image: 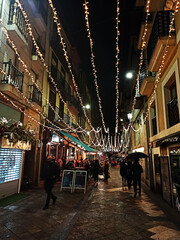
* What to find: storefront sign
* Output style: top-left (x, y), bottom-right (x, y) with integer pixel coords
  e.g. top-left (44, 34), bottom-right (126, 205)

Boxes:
top-left (52, 134), bottom-right (60, 143)
top-left (1, 137), bottom-right (31, 150)
top-left (156, 133), bottom-right (180, 147)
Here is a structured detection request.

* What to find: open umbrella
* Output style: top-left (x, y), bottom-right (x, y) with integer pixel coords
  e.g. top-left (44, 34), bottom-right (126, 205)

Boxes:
top-left (125, 152), bottom-right (148, 161)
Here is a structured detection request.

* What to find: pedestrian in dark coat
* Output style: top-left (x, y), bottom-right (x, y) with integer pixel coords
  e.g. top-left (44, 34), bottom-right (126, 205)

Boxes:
top-left (126, 161), bottom-right (132, 190)
top-left (103, 161), bottom-right (109, 181)
top-left (92, 159), bottom-right (100, 182)
top-left (131, 159), bottom-right (143, 197)
top-left (42, 155), bottom-right (60, 210)
top-left (120, 161), bottom-right (127, 186)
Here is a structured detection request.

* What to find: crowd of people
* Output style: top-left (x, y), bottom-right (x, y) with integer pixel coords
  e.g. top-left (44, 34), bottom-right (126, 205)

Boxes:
top-left (42, 155), bottom-right (143, 210)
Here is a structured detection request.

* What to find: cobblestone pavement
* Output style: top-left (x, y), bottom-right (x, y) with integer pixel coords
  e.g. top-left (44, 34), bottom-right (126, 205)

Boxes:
top-left (0, 168), bottom-right (180, 240)
top-left (67, 168), bottom-right (180, 240)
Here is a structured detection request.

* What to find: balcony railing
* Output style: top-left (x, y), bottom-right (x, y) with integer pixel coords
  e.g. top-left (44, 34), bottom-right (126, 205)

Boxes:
top-left (168, 99), bottom-right (180, 127)
top-left (151, 116), bottom-right (157, 136)
top-left (147, 11), bottom-right (175, 63)
top-left (28, 84), bottom-right (42, 106)
top-left (139, 59), bottom-right (156, 89)
top-left (8, 0), bottom-right (28, 40)
top-left (1, 60), bottom-right (24, 91)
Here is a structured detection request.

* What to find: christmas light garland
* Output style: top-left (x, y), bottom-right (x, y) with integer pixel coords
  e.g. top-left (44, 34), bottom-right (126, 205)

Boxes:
top-left (115, 0), bottom-right (120, 133)
top-left (83, 0), bottom-right (108, 133)
top-left (14, 0), bottom-right (101, 137)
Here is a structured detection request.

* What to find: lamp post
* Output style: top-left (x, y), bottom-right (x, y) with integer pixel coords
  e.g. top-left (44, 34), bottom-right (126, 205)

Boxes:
top-left (125, 72), bottom-right (133, 79)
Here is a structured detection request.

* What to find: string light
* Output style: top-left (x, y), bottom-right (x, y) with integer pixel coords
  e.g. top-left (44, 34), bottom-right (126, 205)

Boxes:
top-left (14, 0), bottom-right (101, 138)
top-left (115, 0), bottom-right (120, 133)
top-left (144, 1), bottom-right (179, 122)
top-left (45, 0), bottom-right (101, 133)
top-left (83, 0), bottom-right (108, 133)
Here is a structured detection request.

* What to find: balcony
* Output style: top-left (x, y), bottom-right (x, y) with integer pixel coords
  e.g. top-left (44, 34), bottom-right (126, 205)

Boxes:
top-left (7, 0), bottom-right (28, 47)
top-left (1, 60), bottom-right (24, 91)
top-left (151, 116), bottom-right (157, 136)
top-left (147, 11), bottom-right (176, 72)
top-left (168, 99), bottom-right (180, 127)
top-left (28, 84), bottom-right (42, 106)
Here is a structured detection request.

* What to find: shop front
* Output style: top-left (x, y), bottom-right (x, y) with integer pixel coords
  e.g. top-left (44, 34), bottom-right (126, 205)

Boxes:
top-left (0, 137), bottom-right (31, 199)
top-left (156, 132), bottom-right (180, 209)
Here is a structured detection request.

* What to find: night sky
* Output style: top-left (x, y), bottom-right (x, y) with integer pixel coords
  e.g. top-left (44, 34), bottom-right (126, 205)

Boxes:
top-left (53, 0), bottom-right (143, 130)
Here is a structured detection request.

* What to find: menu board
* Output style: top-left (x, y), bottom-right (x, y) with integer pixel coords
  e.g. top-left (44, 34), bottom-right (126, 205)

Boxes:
top-left (74, 170), bottom-right (87, 193)
top-left (60, 170), bottom-right (74, 192)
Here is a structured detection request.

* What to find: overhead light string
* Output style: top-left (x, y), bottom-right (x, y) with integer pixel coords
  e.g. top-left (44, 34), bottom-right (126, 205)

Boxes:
top-left (115, 0), bottom-right (120, 134)
top-left (83, 0), bottom-right (108, 133)
top-left (14, 0), bottom-right (101, 141)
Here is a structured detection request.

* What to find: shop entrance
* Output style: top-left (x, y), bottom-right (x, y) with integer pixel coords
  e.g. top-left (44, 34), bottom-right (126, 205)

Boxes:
top-left (154, 154), bottom-right (162, 196)
top-left (170, 151), bottom-right (180, 207)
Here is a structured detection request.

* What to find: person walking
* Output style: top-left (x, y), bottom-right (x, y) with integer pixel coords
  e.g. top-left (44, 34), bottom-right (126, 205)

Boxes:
top-left (120, 160), bottom-right (127, 186)
top-left (126, 161), bottom-right (133, 190)
top-left (92, 159), bottom-right (100, 182)
top-left (131, 158), bottom-right (143, 197)
top-left (42, 155), bottom-right (60, 210)
top-left (103, 161), bottom-right (109, 182)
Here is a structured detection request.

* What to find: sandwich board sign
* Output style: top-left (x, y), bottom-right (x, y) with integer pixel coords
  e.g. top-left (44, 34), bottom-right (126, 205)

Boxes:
top-left (73, 170), bottom-right (87, 193)
top-left (60, 170), bottom-right (74, 192)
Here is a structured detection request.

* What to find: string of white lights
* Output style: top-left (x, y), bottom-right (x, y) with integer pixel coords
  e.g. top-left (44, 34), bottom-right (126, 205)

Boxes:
top-left (45, 0), bottom-right (101, 133)
top-left (144, 1), bottom-right (180, 122)
top-left (14, 0), bottom-right (101, 137)
top-left (0, 23), bottom-right (92, 135)
top-left (115, 0), bottom-right (120, 133)
top-left (83, 0), bottom-right (108, 133)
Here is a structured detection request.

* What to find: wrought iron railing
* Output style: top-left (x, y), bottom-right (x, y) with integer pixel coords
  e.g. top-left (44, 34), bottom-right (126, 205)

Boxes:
top-left (139, 59), bottom-right (156, 90)
top-left (168, 99), bottom-right (179, 127)
top-left (1, 60), bottom-right (24, 91)
top-left (151, 116), bottom-right (157, 136)
top-left (28, 84), bottom-right (42, 106)
top-left (8, 0), bottom-right (28, 40)
top-left (147, 11), bottom-right (175, 63)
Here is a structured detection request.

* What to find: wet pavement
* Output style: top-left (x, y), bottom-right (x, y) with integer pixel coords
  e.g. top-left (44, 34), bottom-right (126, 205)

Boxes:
top-left (0, 167), bottom-right (180, 240)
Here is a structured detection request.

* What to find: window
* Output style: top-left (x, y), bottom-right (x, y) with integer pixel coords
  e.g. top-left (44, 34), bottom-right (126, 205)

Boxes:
top-left (164, 73), bottom-right (179, 128)
top-left (150, 101), bottom-right (157, 136)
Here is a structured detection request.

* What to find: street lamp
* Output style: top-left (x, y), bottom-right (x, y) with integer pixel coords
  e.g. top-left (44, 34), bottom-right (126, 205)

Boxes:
top-left (125, 72), bottom-right (133, 79)
top-left (127, 112), bottom-right (132, 120)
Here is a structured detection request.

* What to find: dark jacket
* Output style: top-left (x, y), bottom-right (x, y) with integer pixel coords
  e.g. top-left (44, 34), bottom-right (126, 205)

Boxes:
top-left (43, 161), bottom-right (60, 183)
top-left (131, 162), bottom-right (143, 179)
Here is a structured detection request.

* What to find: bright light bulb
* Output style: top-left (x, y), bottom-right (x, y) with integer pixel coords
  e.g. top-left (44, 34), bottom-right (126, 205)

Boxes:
top-left (126, 72), bottom-right (133, 79)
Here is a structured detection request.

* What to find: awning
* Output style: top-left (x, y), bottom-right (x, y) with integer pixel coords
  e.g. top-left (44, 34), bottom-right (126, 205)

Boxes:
top-left (46, 123), bottom-right (96, 152)
top-left (60, 131), bottom-right (96, 152)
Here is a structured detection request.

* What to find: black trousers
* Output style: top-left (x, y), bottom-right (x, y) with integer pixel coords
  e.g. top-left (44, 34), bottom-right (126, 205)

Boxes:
top-left (133, 178), bottom-right (141, 194)
top-left (44, 180), bottom-right (56, 207)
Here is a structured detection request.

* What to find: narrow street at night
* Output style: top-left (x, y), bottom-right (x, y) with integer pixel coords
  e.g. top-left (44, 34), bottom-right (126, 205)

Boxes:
top-left (0, 168), bottom-right (180, 240)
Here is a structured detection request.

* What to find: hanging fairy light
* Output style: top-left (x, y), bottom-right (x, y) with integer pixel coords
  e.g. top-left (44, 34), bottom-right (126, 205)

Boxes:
top-left (144, 1), bottom-right (180, 122)
top-left (115, 0), bottom-right (120, 133)
top-left (83, 0), bottom-right (108, 133)
top-left (14, 0), bottom-right (102, 138)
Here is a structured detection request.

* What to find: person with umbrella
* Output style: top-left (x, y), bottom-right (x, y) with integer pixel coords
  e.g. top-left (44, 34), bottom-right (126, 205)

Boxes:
top-left (131, 157), bottom-right (143, 197)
